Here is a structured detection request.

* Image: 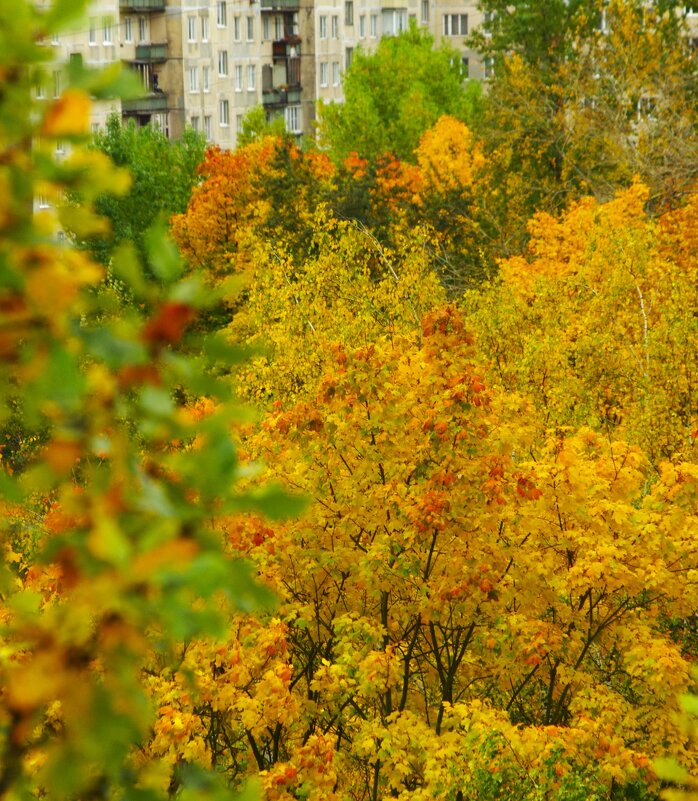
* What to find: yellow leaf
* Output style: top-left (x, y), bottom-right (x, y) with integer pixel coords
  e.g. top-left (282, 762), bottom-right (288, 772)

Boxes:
top-left (41, 89), bottom-right (91, 137)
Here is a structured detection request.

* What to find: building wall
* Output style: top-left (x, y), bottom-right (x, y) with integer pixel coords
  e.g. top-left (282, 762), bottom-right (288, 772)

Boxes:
top-left (50, 0), bottom-right (488, 149)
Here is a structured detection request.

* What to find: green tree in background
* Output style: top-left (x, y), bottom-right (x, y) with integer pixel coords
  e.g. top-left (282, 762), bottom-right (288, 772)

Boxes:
top-left (78, 114), bottom-right (205, 264)
top-left (317, 23), bottom-right (482, 162)
top-left (237, 105), bottom-right (288, 147)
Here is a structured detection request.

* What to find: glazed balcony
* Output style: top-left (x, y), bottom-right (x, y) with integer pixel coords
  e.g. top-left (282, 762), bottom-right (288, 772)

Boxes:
top-left (262, 87), bottom-right (301, 106)
top-left (134, 43), bottom-right (168, 62)
top-left (120, 0), bottom-right (165, 10)
top-left (260, 0), bottom-right (299, 11)
top-left (121, 93), bottom-right (168, 114)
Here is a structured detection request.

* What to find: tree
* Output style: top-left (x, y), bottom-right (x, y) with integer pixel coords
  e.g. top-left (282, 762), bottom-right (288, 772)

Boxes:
top-left (469, 0), bottom-right (600, 73)
top-left (0, 3), bottom-right (297, 799)
top-left (77, 113), bottom-right (205, 264)
top-left (317, 23), bottom-right (483, 163)
top-left (148, 305), bottom-right (697, 800)
top-left (470, 0), bottom-right (698, 259)
top-left (469, 0), bottom-right (687, 75)
top-left (237, 106), bottom-right (288, 147)
top-left (463, 182), bottom-right (698, 465)
top-left (170, 136), bottom-right (337, 281)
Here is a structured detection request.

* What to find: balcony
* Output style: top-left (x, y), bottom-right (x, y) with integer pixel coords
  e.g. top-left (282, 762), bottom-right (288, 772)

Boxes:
top-left (260, 0), bottom-right (299, 10)
top-left (272, 39), bottom-right (300, 57)
top-left (262, 87), bottom-right (301, 107)
top-left (121, 93), bottom-right (168, 114)
top-left (134, 43), bottom-right (168, 62)
top-left (120, 0), bottom-right (165, 9)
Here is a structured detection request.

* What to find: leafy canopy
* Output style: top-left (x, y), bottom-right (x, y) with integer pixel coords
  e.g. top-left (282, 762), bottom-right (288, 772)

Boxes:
top-left (317, 23), bottom-right (483, 163)
top-left (77, 113), bottom-right (205, 265)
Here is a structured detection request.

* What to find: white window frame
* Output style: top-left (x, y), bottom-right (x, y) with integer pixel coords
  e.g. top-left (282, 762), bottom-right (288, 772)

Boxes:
top-left (187, 16), bottom-right (197, 42)
top-left (247, 63), bottom-right (256, 90)
top-left (234, 64), bottom-right (243, 91)
top-left (234, 16), bottom-right (241, 40)
top-left (219, 99), bottom-right (229, 127)
top-left (217, 1), bottom-right (227, 27)
top-left (203, 65), bottom-right (211, 92)
top-left (443, 13), bottom-right (467, 36)
top-left (263, 15), bottom-right (270, 40)
top-left (201, 16), bottom-right (209, 41)
top-left (103, 17), bottom-right (113, 44)
top-left (204, 115), bottom-right (212, 140)
top-left (319, 61), bottom-right (328, 87)
top-left (359, 14), bottom-right (365, 37)
top-left (421, 0), bottom-right (428, 24)
top-left (332, 60), bottom-right (340, 86)
top-left (191, 115), bottom-right (200, 132)
top-left (331, 15), bottom-right (338, 37)
top-left (89, 18), bottom-right (97, 45)
top-left (246, 16), bottom-right (254, 41)
top-left (285, 105), bottom-right (301, 134)
top-left (218, 50), bottom-right (228, 76)
top-left (370, 13), bottom-right (377, 37)
top-left (189, 66), bottom-right (199, 92)
top-left (138, 16), bottom-right (147, 42)
top-left (319, 15), bottom-right (327, 38)
top-left (124, 16), bottom-right (133, 42)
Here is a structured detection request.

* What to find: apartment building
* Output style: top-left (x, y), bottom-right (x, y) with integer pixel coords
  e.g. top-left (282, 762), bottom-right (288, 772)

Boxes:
top-left (425, 0), bottom-right (486, 79)
top-left (44, 0), bottom-right (122, 133)
top-left (45, 0), bottom-right (483, 149)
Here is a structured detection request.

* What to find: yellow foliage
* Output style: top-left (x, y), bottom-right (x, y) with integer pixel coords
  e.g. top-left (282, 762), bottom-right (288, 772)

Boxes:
top-left (416, 116), bottom-right (485, 196)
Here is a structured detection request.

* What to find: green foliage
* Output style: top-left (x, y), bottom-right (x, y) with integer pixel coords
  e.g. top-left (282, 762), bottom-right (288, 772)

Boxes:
top-left (317, 23), bottom-right (483, 162)
top-left (238, 106), bottom-right (288, 147)
top-left (469, 0), bottom-right (687, 73)
top-left (0, 3), bottom-right (297, 800)
top-left (468, 0), bottom-right (600, 73)
top-left (77, 114), bottom-right (205, 265)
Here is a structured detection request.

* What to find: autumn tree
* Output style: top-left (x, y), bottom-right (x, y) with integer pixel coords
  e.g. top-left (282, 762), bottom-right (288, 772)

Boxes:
top-left (147, 303), bottom-right (698, 800)
top-left (463, 181), bottom-right (698, 465)
top-left (471, 0), bottom-right (698, 258)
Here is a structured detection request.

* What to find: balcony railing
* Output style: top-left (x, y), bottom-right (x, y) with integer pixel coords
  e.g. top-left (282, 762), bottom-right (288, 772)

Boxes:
top-left (262, 87), bottom-right (301, 106)
top-left (121, 93), bottom-right (168, 114)
top-left (134, 43), bottom-right (168, 62)
top-left (260, 0), bottom-right (299, 10)
top-left (120, 0), bottom-right (165, 10)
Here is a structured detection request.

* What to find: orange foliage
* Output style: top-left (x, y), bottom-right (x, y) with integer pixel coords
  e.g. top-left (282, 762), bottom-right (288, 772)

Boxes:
top-left (170, 139), bottom-right (277, 275)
